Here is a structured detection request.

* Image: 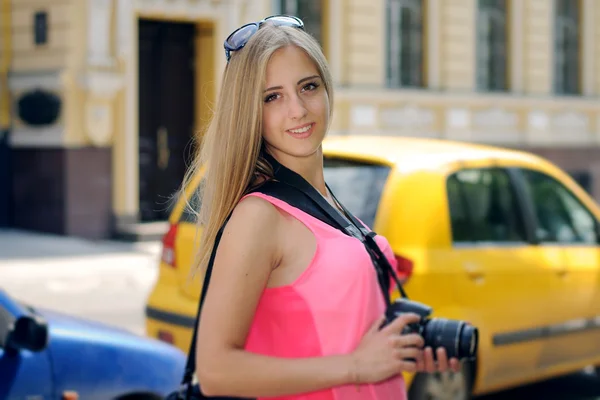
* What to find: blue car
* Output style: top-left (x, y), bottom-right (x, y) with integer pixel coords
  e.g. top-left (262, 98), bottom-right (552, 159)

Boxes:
top-left (0, 288), bottom-right (186, 399)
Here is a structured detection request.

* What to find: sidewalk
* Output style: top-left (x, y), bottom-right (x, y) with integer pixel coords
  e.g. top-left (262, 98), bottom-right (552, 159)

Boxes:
top-left (0, 228), bottom-right (164, 336)
top-left (0, 228), bottom-right (161, 262)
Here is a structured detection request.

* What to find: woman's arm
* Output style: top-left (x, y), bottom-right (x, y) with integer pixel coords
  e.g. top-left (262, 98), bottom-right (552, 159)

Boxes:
top-left (195, 196), bottom-right (355, 397)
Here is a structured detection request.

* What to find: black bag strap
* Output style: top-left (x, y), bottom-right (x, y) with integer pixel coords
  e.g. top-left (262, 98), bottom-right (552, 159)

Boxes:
top-left (180, 213), bottom-right (232, 394)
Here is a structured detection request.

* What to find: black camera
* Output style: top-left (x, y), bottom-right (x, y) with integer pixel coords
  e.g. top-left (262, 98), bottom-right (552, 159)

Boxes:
top-left (384, 298), bottom-right (478, 361)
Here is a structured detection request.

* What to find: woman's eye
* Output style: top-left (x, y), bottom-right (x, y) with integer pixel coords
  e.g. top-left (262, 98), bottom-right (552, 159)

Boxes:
top-left (302, 82), bottom-right (319, 92)
top-left (264, 93), bottom-right (279, 103)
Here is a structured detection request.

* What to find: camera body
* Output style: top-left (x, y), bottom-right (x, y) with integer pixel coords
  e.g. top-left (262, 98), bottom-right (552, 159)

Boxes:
top-left (383, 298), bottom-right (478, 361)
top-left (384, 297), bottom-right (433, 336)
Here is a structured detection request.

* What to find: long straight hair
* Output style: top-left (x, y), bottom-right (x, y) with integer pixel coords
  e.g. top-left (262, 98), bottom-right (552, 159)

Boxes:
top-left (182, 23), bottom-right (334, 277)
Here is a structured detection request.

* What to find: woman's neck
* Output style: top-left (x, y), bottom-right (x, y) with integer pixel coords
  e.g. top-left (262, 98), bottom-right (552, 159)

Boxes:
top-left (267, 146), bottom-right (328, 197)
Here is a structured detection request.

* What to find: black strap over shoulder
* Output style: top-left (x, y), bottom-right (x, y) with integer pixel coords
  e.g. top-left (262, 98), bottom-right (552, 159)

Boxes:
top-left (257, 152), bottom-right (408, 301)
top-left (177, 213), bottom-right (250, 399)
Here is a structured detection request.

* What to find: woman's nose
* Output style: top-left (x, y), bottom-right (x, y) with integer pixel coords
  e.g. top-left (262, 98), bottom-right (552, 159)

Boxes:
top-left (287, 94), bottom-right (308, 120)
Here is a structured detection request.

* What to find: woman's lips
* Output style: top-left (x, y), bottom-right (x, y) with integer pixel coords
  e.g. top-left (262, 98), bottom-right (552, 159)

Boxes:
top-left (286, 123), bottom-right (315, 139)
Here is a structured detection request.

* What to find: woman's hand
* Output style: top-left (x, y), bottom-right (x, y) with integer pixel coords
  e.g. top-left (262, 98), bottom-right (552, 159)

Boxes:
top-left (349, 313), bottom-right (425, 384)
top-left (416, 347), bottom-right (462, 373)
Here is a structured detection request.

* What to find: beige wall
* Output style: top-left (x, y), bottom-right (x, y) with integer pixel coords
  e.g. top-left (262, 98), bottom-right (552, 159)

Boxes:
top-left (7, 0), bottom-right (96, 148)
top-left (440, 0), bottom-right (476, 91)
top-left (343, 0), bottom-right (384, 86)
top-left (10, 0), bottom-right (71, 71)
top-left (8, 0), bottom-right (71, 138)
top-left (595, 3), bottom-right (600, 95)
top-left (523, 0), bottom-right (553, 95)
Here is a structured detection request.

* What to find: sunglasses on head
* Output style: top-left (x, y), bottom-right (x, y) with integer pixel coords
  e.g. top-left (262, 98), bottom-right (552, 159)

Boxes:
top-left (223, 15), bottom-right (305, 62)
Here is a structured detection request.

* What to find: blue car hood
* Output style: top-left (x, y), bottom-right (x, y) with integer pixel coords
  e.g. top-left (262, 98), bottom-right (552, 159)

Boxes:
top-left (33, 306), bottom-right (186, 398)
top-left (35, 306), bottom-right (180, 354)
top-left (39, 308), bottom-right (133, 336)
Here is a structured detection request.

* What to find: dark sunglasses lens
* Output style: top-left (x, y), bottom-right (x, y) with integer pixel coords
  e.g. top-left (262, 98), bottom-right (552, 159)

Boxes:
top-left (227, 24), bottom-right (258, 49)
top-left (264, 15), bottom-right (303, 28)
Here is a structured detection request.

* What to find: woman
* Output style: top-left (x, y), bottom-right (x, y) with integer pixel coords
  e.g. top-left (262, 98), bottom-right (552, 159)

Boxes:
top-left (186, 15), bottom-right (460, 399)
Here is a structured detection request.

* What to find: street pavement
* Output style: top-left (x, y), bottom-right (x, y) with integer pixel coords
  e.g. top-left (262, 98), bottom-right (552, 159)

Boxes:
top-left (0, 229), bottom-right (161, 336)
top-left (1, 228), bottom-right (599, 399)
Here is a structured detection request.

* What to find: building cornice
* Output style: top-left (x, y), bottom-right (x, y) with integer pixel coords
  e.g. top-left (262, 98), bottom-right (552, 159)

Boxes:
top-left (8, 70), bottom-right (64, 92)
top-left (336, 87), bottom-right (600, 110)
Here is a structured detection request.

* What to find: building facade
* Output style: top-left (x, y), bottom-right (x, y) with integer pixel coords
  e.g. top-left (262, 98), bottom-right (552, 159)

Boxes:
top-left (1, 0), bottom-right (599, 239)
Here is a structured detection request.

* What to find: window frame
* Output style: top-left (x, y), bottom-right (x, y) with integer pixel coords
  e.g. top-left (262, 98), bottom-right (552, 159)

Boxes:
top-left (386, 0), bottom-right (425, 88)
top-left (445, 166), bottom-right (533, 247)
top-left (553, 0), bottom-right (581, 95)
top-left (475, 0), bottom-right (508, 92)
top-left (34, 11), bottom-right (49, 46)
top-left (274, 0), bottom-right (325, 48)
top-left (513, 167), bottom-right (600, 246)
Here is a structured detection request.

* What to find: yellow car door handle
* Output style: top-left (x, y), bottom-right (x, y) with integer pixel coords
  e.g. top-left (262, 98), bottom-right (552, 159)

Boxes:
top-left (464, 263), bottom-right (485, 280)
top-left (555, 267), bottom-right (569, 277)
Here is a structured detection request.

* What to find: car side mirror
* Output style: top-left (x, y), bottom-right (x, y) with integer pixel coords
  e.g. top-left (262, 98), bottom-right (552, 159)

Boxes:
top-left (5, 314), bottom-right (49, 353)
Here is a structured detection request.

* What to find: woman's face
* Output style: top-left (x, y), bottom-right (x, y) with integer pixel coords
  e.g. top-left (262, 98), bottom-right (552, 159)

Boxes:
top-left (261, 45), bottom-right (329, 160)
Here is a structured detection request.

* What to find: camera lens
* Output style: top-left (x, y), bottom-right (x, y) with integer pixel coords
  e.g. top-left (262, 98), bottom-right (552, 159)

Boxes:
top-left (422, 318), bottom-right (479, 360)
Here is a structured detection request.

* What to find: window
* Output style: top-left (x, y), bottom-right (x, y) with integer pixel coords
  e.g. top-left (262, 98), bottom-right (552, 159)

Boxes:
top-left (323, 158), bottom-right (391, 228)
top-left (476, 0), bottom-right (508, 91)
top-left (553, 0), bottom-right (580, 95)
top-left (521, 169), bottom-right (597, 244)
top-left (277, 0), bottom-right (323, 45)
top-left (34, 11), bottom-right (48, 45)
top-left (447, 168), bottom-right (526, 243)
top-left (386, 0), bottom-right (424, 88)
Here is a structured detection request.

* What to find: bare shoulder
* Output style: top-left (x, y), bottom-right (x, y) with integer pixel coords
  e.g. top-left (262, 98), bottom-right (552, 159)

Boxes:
top-left (196, 194), bottom-right (284, 356)
top-left (219, 194), bottom-right (283, 259)
top-left (226, 194), bottom-right (281, 232)
top-left (233, 194), bottom-right (280, 219)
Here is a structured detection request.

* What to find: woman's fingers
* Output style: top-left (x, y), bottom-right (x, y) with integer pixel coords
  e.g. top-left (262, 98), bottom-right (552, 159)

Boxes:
top-left (381, 313), bottom-right (421, 335)
top-left (419, 347), bottom-right (465, 374)
top-left (394, 347), bottom-right (422, 362)
top-left (386, 330), bottom-right (468, 375)
top-left (396, 358), bottom-right (418, 373)
top-left (422, 347), bottom-right (436, 372)
top-left (369, 315), bottom-right (387, 334)
top-left (435, 347), bottom-right (449, 371)
top-left (390, 333), bottom-right (424, 349)
top-left (450, 357), bottom-right (462, 372)
top-left (414, 349), bottom-right (426, 371)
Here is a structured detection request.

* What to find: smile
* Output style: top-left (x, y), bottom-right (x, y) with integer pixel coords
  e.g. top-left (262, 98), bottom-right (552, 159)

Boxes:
top-left (286, 123), bottom-right (315, 138)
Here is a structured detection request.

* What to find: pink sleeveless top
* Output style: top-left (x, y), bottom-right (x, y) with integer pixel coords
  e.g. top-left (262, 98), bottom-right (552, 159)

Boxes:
top-left (241, 193), bottom-right (406, 400)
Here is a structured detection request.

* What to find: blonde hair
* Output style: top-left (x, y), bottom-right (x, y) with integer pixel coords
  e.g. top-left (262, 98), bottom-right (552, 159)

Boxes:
top-left (182, 22), bottom-right (334, 277)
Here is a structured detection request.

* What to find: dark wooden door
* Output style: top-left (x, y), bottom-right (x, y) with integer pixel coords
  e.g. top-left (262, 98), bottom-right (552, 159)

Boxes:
top-left (138, 19), bottom-right (196, 222)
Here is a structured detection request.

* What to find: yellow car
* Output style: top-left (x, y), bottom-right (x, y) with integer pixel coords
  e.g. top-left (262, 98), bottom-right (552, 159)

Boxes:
top-left (145, 136), bottom-right (600, 399)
